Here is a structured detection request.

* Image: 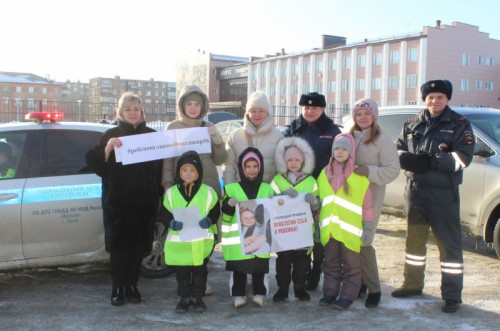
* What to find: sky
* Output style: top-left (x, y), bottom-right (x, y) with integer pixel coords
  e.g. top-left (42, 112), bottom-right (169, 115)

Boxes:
top-left (2, 0), bottom-right (499, 83)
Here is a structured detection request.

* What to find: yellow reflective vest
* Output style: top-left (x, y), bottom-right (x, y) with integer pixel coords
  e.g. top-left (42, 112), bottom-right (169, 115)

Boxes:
top-left (270, 174), bottom-right (318, 196)
top-left (163, 184), bottom-right (218, 266)
top-left (0, 168), bottom-right (15, 179)
top-left (221, 182), bottom-right (274, 261)
top-left (317, 169), bottom-right (369, 253)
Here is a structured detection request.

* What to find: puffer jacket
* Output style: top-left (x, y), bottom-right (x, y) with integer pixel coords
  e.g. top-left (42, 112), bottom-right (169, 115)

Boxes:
top-left (162, 85), bottom-right (227, 199)
top-left (223, 109), bottom-right (283, 184)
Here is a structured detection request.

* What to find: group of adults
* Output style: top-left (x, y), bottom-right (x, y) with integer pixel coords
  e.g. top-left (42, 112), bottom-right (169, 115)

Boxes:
top-left (87, 78), bottom-right (474, 314)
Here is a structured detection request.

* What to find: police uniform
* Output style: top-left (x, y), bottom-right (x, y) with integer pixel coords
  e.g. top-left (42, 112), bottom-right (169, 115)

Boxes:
top-left (393, 80), bottom-right (475, 312)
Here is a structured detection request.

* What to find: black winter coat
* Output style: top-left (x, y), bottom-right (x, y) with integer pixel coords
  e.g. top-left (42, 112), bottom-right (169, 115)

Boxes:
top-left (284, 112), bottom-right (341, 179)
top-left (85, 121), bottom-right (164, 253)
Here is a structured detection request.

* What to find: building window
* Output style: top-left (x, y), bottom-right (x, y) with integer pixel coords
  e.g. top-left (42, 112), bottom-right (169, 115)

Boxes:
top-left (280, 85), bottom-right (286, 95)
top-left (408, 48), bottom-right (418, 62)
top-left (270, 86), bottom-right (276, 96)
top-left (407, 74), bottom-right (418, 88)
top-left (343, 56), bottom-right (351, 69)
top-left (357, 79), bottom-right (365, 91)
top-left (271, 66), bottom-right (277, 78)
top-left (460, 78), bottom-right (469, 91)
top-left (291, 84), bottom-right (298, 94)
top-left (485, 81), bottom-right (494, 90)
top-left (304, 62), bottom-right (311, 73)
top-left (373, 77), bottom-right (381, 90)
top-left (41, 87), bottom-right (47, 94)
top-left (261, 67), bottom-right (267, 79)
top-left (342, 103), bottom-right (350, 116)
top-left (28, 87), bottom-right (34, 94)
top-left (282, 64), bottom-right (288, 76)
top-left (303, 83), bottom-right (310, 93)
top-left (329, 58), bottom-right (337, 71)
top-left (293, 63), bottom-right (299, 75)
top-left (315, 82), bottom-right (323, 92)
top-left (390, 50), bottom-right (400, 64)
top-left (407, 100), bottom-right (417, 105)
top-left (342, 80), bottom-right (350, 92)
top-left (373, 53), bottom-right (382, 66)
top-left (478, 55), bottom-right (484, 65)
top-left (329, 81), bottom-right (337, 92)
top-left (486, 57), bottom-right (495, 66)
top-left (358, 54), bottom-right (366, 68)
top-left (316, 60), bottom-right (323, 72)
top-left (462, 53), bottom-right (470, 66)
top-left (388, 76), bottom-right (399, 89)
top-left (28, 98), bottom-right (35, 109)
top-left (476, 80), bottom-right (483, 89)
top-left (16, 86), bottom-right (22, 93)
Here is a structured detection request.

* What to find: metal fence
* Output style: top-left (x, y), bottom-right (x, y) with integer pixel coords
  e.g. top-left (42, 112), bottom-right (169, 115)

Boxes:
top-left (0, 100), bottom-right (345, 130)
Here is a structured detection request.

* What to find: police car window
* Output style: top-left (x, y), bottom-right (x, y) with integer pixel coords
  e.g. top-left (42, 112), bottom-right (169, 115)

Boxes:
top-left (0, 134), bottom-right (27, 180)
top-left (39, 130), bottom-right (102, 177)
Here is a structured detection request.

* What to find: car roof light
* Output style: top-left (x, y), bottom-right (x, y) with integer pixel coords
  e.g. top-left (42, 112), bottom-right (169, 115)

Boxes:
top-left (25, 111), bottom-right (65, 122)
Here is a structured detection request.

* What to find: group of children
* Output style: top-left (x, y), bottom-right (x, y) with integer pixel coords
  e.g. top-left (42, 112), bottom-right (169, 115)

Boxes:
top-left (164, 121), bottom-right (374, 313)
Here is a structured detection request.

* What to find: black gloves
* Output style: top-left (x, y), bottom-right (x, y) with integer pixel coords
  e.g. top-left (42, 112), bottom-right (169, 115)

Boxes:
top-left (399, 152), bottom-right (431, 174)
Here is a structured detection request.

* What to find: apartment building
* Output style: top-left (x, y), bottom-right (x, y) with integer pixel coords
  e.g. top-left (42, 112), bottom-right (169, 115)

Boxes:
top-left (246, 21), bottom-right (500, 122)
top-left (88, 76), bottom-right (176, 121)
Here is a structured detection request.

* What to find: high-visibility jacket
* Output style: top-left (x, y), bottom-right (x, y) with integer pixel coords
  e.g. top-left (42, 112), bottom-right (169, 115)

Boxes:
top-left (0, 168), bottom-right (15, 179)
top-left (317, 169), bottom-right (369, 253)
top-left (163, 184), bottom-right (218, 266)
top-left (270, 174), bottom-right (318, 196)
top-left (221, 182), bottom-right (274, 261)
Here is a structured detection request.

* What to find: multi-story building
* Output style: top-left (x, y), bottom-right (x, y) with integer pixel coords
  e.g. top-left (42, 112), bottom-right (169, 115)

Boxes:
top-left (246, 21), bottom-right (500, 124)
top-left (88, 76), bottom-right (176, 122)
top-left (0, 71), bottom-right (64, 122)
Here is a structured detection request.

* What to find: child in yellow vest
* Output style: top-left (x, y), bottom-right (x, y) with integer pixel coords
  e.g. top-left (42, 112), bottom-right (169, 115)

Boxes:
top-left (0, 142), bottom-right (16, 179)
top-left (270, 137), bottom-right (320, 302)
top-left (317, 133), bottom-right (375, 310)
top-left (163, 150), bottom-right (220, 314)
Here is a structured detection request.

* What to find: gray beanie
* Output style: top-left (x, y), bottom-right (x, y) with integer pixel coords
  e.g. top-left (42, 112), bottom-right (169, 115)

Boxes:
top-left (246, 91), bottom-right (271, 114)
top-left (332, 135), bottom-right (352, 154)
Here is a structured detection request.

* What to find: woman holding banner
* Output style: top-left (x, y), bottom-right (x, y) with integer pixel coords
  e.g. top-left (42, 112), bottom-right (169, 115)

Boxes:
top-left (85, 92), bottom-right (164, 306)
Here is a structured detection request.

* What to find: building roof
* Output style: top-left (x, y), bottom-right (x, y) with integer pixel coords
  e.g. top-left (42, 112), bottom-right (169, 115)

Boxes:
top-left (211, 54), bottom-right (248, 63)
top-left (0, 71), bottom-right (60, 84)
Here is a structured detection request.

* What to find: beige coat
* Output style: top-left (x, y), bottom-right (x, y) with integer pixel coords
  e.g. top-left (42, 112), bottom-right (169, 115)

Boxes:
top-left (353, 128), bottom-right (400, 222)
top-left (223, 113), bottom-right (283, 184)
top-left (162, 85), bottom-right (227, 199)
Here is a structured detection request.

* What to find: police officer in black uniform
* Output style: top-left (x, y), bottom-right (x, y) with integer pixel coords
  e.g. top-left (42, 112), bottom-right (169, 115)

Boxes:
top-left (391, 79), bottom-right (475, 313)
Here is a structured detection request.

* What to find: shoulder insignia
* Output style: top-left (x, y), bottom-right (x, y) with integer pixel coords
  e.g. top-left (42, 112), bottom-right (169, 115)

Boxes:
top-left (464, 130), bottom-right (474, 144)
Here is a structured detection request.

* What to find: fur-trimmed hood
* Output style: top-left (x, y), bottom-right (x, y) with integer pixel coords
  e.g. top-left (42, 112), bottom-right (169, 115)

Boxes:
top-left (274, 136), bottom-right (315, 175)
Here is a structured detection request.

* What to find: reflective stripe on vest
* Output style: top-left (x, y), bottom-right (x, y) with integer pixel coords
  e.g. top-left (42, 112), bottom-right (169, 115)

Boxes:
top-left (317, 169), bottom-right (369, 253)
top-left (221, 182), bottom-right (274, 261)
top-left (163, 184), bottom-right (217, 266)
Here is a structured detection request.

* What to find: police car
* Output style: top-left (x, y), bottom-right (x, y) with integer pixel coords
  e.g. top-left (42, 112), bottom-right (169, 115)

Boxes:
top-left (343, 106), bottom-right (500, 259)
top-left (0, 112), bottom-right (172, 277)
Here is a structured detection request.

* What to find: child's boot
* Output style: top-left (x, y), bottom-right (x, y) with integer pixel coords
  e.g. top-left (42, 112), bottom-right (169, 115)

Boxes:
top-left (233, 296), bottom-right (247, 308)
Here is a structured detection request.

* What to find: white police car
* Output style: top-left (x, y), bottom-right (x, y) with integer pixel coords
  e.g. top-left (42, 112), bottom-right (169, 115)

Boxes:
top-left (0, 112), bottom-right (172, 277)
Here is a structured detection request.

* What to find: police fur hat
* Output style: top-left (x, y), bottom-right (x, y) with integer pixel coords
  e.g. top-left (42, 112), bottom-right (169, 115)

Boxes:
top-left (299, 92), bottom-right (326, 107)
top-left (420, 79), bottom-right (453, 101)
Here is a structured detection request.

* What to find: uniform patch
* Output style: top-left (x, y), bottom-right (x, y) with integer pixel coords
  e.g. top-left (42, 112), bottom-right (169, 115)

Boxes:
top-left (464, 131), bottom-right (474, 144)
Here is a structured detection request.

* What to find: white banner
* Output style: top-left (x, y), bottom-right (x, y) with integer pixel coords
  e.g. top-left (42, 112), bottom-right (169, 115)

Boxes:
top-left (114, 127), bottom-right (211, 165)
top-left (236, 193), bottom-right (313, 255)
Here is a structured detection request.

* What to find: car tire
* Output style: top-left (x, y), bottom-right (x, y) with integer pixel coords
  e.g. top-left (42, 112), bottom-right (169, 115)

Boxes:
top-left (141, 220), bottom-right (175, 278)
top-left (493, 220), bottom-right (500, 260)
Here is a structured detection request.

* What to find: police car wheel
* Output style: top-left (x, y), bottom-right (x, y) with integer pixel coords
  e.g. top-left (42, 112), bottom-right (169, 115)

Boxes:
top-left (140, 221), bottom-right (175, 278)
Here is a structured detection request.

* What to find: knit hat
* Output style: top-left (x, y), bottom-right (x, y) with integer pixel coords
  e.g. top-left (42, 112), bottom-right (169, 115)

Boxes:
top-left (176, 151), bottom-right (203, 198)
top-left (183, 92), bottom-right (205, 108)
top-left (299, 92), bottom-right (326, 107)
top-left (332, 135), bottom-right (352, 154)
top-left (352, 98), bottom-right (378, 121)
top-left (284, 145), bottom-right (304, 163)
top-left (421, 79), bottom-right (453, 101)
top-left (242, 151), bottom-right (261, 173)
top-left (246, 91), bottom-right (271, 114)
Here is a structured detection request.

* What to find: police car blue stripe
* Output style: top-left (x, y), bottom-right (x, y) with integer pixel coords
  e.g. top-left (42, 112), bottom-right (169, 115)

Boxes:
top-left (0, 189), bottom-right (23, 206)
top-left (22, 184), bottom-right (102, 203)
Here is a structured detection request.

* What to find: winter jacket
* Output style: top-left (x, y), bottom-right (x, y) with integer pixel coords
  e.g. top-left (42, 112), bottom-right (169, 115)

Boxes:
top-left (284, 112), bottom-right (341, 179)
top-left (353, 127), bottom-right (400, 221)
top-left (223, 108), bottom-right (283, 184)
top-left (397, 106), bottom-right (475, 187)
top-left (162, 85), bottom-right (227, 199)
top-left (85, 120), bottom-right (164, 253)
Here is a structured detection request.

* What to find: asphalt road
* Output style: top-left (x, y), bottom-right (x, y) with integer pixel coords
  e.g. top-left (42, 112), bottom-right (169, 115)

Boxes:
top-left (1, 216), bottom-right (499, 331)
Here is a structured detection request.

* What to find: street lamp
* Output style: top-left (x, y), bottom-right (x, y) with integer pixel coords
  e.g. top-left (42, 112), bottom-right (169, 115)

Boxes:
top-left (77, 100), bottom-right (82, 122)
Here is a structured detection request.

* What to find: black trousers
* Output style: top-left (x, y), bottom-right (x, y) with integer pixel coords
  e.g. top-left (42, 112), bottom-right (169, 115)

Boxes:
top-left (403, 183), bottom-right (463, 302)
top-left (275, 249), bottom-right (309, 291)
top-left (110, 249), bottom-right (144, 288)
top-left (175, 261), bottom-right (208, 299)
top-left (307, 242), bottom-right (324, 281)
top-left (230, 271), bottom-right (267, 297)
